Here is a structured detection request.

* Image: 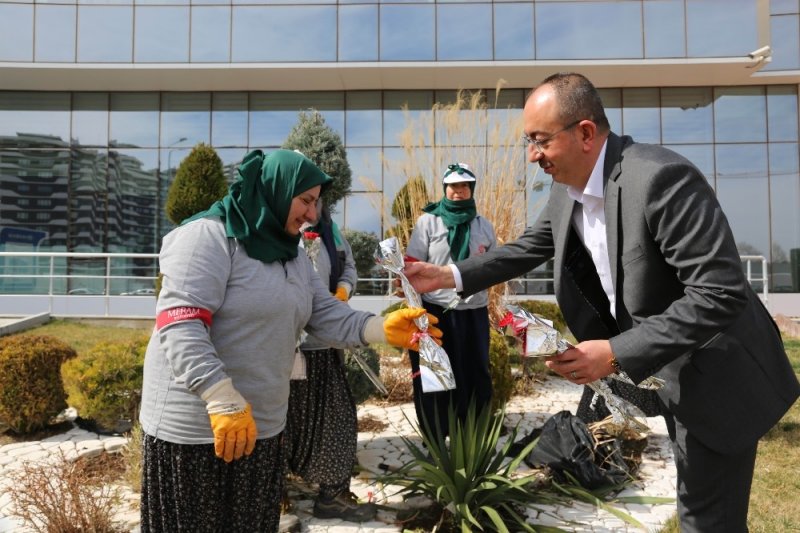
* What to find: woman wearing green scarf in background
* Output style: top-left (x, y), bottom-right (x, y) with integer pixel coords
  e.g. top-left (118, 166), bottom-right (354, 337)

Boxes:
top-left (138, 149), bottom-right (441, 532)
top-left (406, 162), bottom-right (497, 441)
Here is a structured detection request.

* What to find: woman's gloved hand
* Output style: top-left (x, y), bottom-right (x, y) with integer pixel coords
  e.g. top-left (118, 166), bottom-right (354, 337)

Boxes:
top-left (201, 378), bottom-right (257, 462)
top-left (334, 285), bottom-right (349, 301)
top-left (364, 307), bottom-right (443, 350)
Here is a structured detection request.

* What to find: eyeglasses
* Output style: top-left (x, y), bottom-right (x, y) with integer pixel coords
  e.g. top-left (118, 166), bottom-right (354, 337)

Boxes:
top-left (521, 120), bottom-right (581, 154)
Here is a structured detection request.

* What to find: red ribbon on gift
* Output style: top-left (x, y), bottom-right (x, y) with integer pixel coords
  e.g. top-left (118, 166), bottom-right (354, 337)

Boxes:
top-left (499, 311), bottom-right (529, 353)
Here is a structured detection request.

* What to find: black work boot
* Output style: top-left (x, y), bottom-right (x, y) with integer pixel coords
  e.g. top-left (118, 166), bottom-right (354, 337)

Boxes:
top-left (312, 491), bottom-right (377, 522)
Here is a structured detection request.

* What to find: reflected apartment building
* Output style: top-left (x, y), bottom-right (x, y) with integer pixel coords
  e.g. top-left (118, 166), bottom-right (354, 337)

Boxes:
top-left (1, 0), bottom-right (799, 312)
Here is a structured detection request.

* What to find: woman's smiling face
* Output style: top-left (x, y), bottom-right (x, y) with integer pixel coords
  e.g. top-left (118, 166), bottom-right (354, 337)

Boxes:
top-left (284, 185), bottom-right (321, 235)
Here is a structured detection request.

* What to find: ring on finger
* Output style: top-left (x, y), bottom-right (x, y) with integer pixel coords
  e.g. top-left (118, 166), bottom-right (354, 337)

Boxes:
top-left (570, 370), bottom-right (577, 379)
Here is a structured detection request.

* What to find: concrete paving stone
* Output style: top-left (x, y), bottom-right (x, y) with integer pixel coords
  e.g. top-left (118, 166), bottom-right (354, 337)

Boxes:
top-left (4, 445), bottom-right (41, 458)
top-left (76, 439), bottom-right (105, 450)
top-left (13, 449), bottom-right (50, 462)
top-left (104, 440), bottom-right (127, 453)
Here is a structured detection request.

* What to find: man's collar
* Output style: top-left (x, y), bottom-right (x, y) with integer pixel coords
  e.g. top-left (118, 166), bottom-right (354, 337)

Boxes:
top-left (567, 140), bottom-right (609, 206)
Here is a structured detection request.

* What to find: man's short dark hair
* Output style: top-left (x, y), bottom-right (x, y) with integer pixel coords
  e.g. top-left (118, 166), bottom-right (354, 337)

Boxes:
top-left (532, 72), bottom-right (611, 133)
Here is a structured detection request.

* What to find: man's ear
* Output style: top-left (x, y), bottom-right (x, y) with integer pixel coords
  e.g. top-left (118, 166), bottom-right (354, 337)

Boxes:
top-left (578, 120), bottom-right (598, 151)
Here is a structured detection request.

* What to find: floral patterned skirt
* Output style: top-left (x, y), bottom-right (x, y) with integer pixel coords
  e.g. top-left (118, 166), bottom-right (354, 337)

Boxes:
top-left (285, 347), bottom-right (357, 499)
top-left (140, 433), bottom-right (284, 532)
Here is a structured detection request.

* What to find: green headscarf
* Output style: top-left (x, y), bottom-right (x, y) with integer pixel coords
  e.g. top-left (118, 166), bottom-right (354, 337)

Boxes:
top-left (422, 164), bottom-right (478, 262)
top-left (183, 149), bottom-right (332, 263)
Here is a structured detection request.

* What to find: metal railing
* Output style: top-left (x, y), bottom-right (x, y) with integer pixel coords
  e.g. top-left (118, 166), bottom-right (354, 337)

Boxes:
top-left (740, 254), bottom-right (769, 307)
top-left (0, 251), bottom-right (770, 313)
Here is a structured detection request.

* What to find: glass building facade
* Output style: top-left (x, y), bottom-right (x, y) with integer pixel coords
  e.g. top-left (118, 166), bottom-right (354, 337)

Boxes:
top-left (1, 0), bottom-right (799, 298)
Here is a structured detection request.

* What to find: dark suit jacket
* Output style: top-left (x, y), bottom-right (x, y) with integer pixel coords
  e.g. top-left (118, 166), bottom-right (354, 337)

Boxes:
top-left (458, 132), bottom-right (800, 455)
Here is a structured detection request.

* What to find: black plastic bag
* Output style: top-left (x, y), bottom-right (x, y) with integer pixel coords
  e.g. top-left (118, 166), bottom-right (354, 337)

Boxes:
top-left (524, 410), bottom-right (631, 489)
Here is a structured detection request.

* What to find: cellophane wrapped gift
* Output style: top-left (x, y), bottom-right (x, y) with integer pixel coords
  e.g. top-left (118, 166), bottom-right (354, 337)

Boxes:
top-left (375, 237), bottom-right (456, 393)
top-left (501, 304), bottom-right (663, 432)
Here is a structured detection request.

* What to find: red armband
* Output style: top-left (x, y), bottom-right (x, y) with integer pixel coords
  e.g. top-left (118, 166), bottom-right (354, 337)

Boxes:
top-left (156, 307), bottom-right (213, 330)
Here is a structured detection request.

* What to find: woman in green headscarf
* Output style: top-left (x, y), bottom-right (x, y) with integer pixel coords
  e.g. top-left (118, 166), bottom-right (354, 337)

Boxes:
top-left (139, 149), bottom-right (441, 532)
top-left (406, 162), bottom-right (497, 441)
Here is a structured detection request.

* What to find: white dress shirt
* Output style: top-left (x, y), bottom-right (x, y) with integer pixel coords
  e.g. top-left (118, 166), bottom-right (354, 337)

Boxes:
top-left (567, 141), bottom-right (616, 318)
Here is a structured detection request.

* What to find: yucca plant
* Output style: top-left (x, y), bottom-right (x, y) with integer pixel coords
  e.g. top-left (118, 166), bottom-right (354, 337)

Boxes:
top-left (381, 402), bottom-right (565, 532)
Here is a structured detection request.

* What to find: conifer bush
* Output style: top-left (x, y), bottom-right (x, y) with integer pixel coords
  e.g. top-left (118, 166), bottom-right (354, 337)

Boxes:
top-left (282, 109), bottom-right (352, 211)
top-left (62, 337), bottom-right (148, 433)
top-left (164, 143), bottom-right (228, 225)
top-left (0, 335), bottom-right (77, 434)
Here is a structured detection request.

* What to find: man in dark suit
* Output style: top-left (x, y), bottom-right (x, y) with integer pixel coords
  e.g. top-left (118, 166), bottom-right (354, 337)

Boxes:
top-left (404, 72), bottom-right (800, 532)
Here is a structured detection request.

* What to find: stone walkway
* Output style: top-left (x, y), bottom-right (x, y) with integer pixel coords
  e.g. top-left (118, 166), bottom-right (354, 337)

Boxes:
top-left (0, 377), bottom-right (677, 532)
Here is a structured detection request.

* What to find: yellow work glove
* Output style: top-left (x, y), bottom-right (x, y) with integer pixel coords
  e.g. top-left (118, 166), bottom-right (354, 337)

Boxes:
top-left (201, 378), bottom-right (258, 463)
top-left (364, 307), bottom-right (442, 350)
top-left (334, 285), bottom-right (349, 301)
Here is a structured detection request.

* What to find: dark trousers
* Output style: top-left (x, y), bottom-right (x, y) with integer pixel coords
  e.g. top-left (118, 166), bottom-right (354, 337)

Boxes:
top-left (408, 303), bottom-right (492, 440)
top-left (662, 407), bottom-right (758, 533)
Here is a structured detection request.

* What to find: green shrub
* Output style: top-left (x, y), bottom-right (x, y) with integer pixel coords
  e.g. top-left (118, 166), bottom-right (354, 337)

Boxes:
top-left (0, 335), bottom-right (77, 434)
top-left (514, 299), bottom-right (568, 334)
top-left (344, 346), bottom-right (382, 404)
top-left (164, 143), bottom-right (228, 225)
top-left (489, 328), bottom-right (516, 413)
top-left (62, 337), bottom-right (148, 433)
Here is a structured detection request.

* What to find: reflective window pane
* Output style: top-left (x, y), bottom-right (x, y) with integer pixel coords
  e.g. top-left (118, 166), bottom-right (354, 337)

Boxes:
top-left (215, 147), bottom-right (246, 184)
top-left (768, 85), bottom-right (799, 142)
top-left (108, 149), bottom-right (159, 252)
top-left (35, 5), bottom-right (76, 62)
top-left (70, 148), bottom-right (108, 252)
top-left (232, 6), bottom-right (336, 62)
top-left (250, 92), bottom-right (344, 148)
top-left (212, 93), bottom-right (248, 148)
top-left (494, 3), bottom-right (534, 60)
top-left (77, 6), bottom-right (133, 62)
top-left (383, 91), bottom-right (433, 147)
top-left (380, 5), bottom-right (435, 61)
top-left (343, 192), bottom-right (381, 237)
top-left (686, 0), bottom-right (757, 57)
top-left (72, 93), bottom-right (109, 147)
top-left (339, 4), bottom-right (378, 61)
top-left (622, 88), bottom-right (661, 144)
top-left (0, 149), bottom-right (70, 258)
top-left (109, 93), bottom-right (160, 148)
top-left (664, 144), bottom-right (716, 189)
top-left (763, 14), bottom-right (800, 71)
top-left (436, 4), bottom-right (492, 61)
top-left (346, 91), bottom-right (382, 146)
top-left (661, 87), bottom-right (714, 143)
top-left (769, 142), bottom-right (800, 291)
top-left (715, 144), bottom-right (769, 256)
top-left (134, 6), bottom-right (190, 62)
top-left (598, 88), bottom-right (621, 131)
top-left (136, 0), bottom-right (189, 5)
top-left (487, 89), bottom-right (524, 147)
top-left (0, 92), bottom-right (71, 148)
top-left (771, 0), bottom-right (799, 15)
top-left (714, 87), bottom-right (766, 143)
top-left (536, 2), bottom-right (642, 59)
top-left (161, 93), bottom-right (211, 148)
top-left (0, 4), bottom-right (33, 62)
top-left (191, 6), bottom-right (231, 62)
top-left (643, 0), bottom-right (685, 58)
top-left (347, 147), bottom-right (383, 192)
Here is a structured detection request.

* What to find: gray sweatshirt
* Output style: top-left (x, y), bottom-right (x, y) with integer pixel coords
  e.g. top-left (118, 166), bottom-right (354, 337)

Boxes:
top-left (406, 212), bottom-right (496, 310)
top-left (139, 217), bottom-right (373, 444)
